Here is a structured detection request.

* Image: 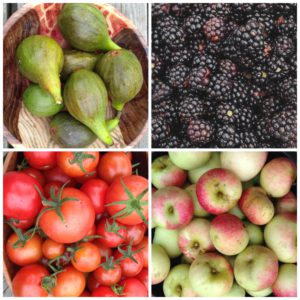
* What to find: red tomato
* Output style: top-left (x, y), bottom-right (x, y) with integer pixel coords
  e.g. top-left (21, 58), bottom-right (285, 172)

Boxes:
top-left (43, 166), bottom-right (76, 186)
top-left (136, 237), bottom-right (149, 268)
top-left (80, 179), bottom-right (108, 214)
top-left (91, 286), bottom-right (118, 297)
top-left (12, 264), bottom-right (49, 297)
top-left (87, 273), bottom-right (100, 292)
top-left (106, 175), bottom-right (148, 225)
top-left (22, 167), bottom-right (46, 186)
top-left (75, 171), bottom-right (98, 184)
top-left (57, 152), bottom-right (100, 177)
top-left (42, 239), bottom-right (65, 260)
top-left (125, 223), bottom-right (147, 245)
top-left (93, 240), bottom-right (113, 259)
top-left (44, 181), bottom-right (62, 198)
top-left (120, 278), bottom-right (148, 297)
top-left (71, 242), bottom-right (101, 272)
top-left (52, 266), bottom-right (86, 297)
top-left (4, 172), bottom-right (43, 220)
top-left (93, 262), bottom-right (122, 286)
top-left (114, 246), bottom-right (144, 277)
top-left (135, 268), bottom-right (148, 290)
top-left (5, 217), bottom-right (35, 230)
top-left (85, 223), bottom-right (96, 241)
top-left (24, 152), bottom-right (56, 170)
top-left (124, 152), bottom-right (133, 161)
top-left (6, 233), bottom-right (43, 266)
top-left (39, 187), bottom-right (95, 243)
top-left (98, 152), bottom-right (132, 184)
top-left (96, 217), bottom-right (127, 248)
top-left (80, 290), bottom-right (91, 297)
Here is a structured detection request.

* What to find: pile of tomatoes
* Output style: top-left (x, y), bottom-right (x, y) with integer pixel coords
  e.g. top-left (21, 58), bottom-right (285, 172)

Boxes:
top-left (4, 151), bottom-right (148, 297)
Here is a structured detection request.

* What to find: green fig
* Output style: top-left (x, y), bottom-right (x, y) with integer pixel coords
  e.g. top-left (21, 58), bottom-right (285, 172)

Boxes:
top-left (16, 35), bottom-right (64, 104)
top-left (62, 50), bottom-right (98, 80)
top-left (50, 112), bottom-right (96, 148)
top-left (58, 3), bottom-right (121, 52)
top-left (63, 69), bottom-right (113, 145)
top-left (23, 84), bottom-right (63, 117)
top-left (95, 49), bottom-right (143, 111)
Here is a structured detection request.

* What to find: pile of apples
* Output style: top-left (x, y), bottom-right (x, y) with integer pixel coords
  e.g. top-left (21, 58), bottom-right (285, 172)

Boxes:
top-left (151, 151), bottom-right (297, 297)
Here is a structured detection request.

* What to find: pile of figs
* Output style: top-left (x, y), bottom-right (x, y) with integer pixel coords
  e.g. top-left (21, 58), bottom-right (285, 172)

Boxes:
top-left (17, 3), bottom-right (144, 147)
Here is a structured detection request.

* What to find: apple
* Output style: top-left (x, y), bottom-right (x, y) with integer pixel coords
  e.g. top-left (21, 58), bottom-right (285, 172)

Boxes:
top-left (276, 191), bottom-right (297, 214)
top-left (264, 213), bottom-right (297, 263)
top-left (185, 184), bottom-right (210, 217)
top-left (234, 245), bottom-right (278, 291)
top-left (222, 282), bottom-right (246, 297)
top-left (238, 187), bottom-right (274, 225)
top-left (221, 152), bottom-right (267, 181)
top-left (163, 264), bottom-right (197, 297)
top-left (180, 254), bottom-right (193, 264)
top-left (272, 263), bottom-right (297, 297)
top-left (225, 255), bottom-right (236, 268)
top-left (153, 227), bottom-right (181, 258)
top-left (246, 287), bottom-right (272, 297)
top-left (188, 152), bottom-right (221, 183)
top-left (260, 157), bottom-right (296, 197)
top-left (169, 151), bottom-right (211, 171)
top-left (210, 213), bottom-right (249, 256)
top-left (228, 205), bottom-right (245, 219)
top-left (189, 252), bottom-right (233, 296)
top-left (196, 168), bottom-right (242, 215)
top-left (152, 155), bottom-right (187, 189)
top-left (152, 244), bottom-right (170, 285)
top-left (178, 218), bottom-right (215, 260)
top-left (244, 221), bottom-right (264, 245)
top-left (152, 186), bottom-right (194, 229)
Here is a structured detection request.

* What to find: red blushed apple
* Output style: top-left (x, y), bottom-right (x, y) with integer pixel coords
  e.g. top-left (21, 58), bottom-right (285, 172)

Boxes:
top-left (239, 187), bottom-right (274, 225)
top-left (196, 168), bottom-right (242, 215)
top-left (152, 186), bottom-right (194, 229)
top-left (178, 218), bottom-right (215, 260)
top-left (260, 157), bottom-right (296, 198)
top-left (276, 191), bottom-right (297, 214)
top-left (152, 155), bottom-right (187, 189)
top-left (210, 214), bottom-right (249, 255)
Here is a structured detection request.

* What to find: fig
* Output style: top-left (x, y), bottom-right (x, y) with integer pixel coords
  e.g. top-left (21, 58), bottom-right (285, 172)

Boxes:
top-left (63, 69), bottom-right (113, 145)
top-left (16, 35), bottom-right (63, 104)
top-left (62, 50), bottom-right (98, 80)
top-left (95, 49), bottom-right (143, 111)
top-left (23, 84), bottom-right (63, 117)
top-left (58, 3), bottom-right (121, 52)
top-left (50, 112), bottom-right (96, 148)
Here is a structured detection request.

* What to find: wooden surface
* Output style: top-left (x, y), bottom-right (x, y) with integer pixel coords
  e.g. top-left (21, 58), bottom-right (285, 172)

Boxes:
top-left (3, 3), bottom-right (148, 149)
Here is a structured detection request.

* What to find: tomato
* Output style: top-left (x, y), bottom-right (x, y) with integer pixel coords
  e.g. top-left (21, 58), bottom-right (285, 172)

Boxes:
top-left (136, 236), bottom-right (148, 268)
top-left (80, 290), bottom-right (91, 297)
top-left (85, 223), bottom-right (96, 241)
top-left (93, 262), bottom-right (122, 286)
top-left (87, 273), bottom-right (100, 292)
top-left (80, 179), bottom-right (108, 214)
top-left (125, 223), bottom-right (147, 245)
top-left (91, 286), bottom-right (118, 297)
top-left (124, 152), bottom-right (133, 161)
top-left (12, 264), bottom-right (49, 297)
top-left (43, 166), bottom-right (76, 186)
top-left (135, 268), bottom-right (148, 290)
top-left (44, 181), bottom-right (62, 198)
top-left (75, 171), bottom-right (98, 184)
top-left (114, 246), bottom-right (144, 277)
top-left (39, 187), bottom-right (95, 243)
top-left (57, 152), bottom-right (100, 177)
top-left (24, 152), bottom-right (56, 170)
top-left (6, 233), bottom-right (43, 266)
top-left (4, 171), bottom-right (43, 220)
top-left (93, 239), bottom-right (113, 259)
top-left (98, 152), bottom-right (132, 184)
top-left (22, 167), bottom-right (46, 186)
top-left (96, 217), bottom-right (127, 248)
top-left (71, 242), bottom-right (101, 272)
top-left (52, 266), bottom-right (86, 297)
top-left (105, 175), bottom-right (148, 225)
top-left (5, 217), bottom-right (35, 230)
top-left (120, 278), bottom-right (148, 297)
top-left (42, 239), bottom-right (65, 260)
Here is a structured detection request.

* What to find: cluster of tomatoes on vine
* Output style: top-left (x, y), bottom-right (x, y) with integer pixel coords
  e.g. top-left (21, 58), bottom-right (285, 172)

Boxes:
top-left (4, 151), bottom-right (149, 297)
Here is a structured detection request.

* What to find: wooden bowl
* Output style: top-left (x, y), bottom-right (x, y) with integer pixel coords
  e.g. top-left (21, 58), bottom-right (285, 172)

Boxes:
top-left (3, 3), bottom-right (148, 149)
top-left (3, 151), bottom-right (148, 294)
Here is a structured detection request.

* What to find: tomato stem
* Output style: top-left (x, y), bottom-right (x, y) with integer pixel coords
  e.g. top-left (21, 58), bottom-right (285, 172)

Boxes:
top-left (68, 152), bottom-right (96, 175)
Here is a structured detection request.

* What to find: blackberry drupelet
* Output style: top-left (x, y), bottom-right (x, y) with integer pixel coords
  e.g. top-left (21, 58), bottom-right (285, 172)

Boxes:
top-left (152, 80), bottom-right (173, 103)
top-left (276, 15), bottom-right (296, 38)
top-left (152, 117), bottom-right (171, 147)
top-left (236, 106), bottom-right (256, 129)
top-left (152, 52), bottom-right (163, 78)
top-left (207, 74), bottom-right (233, 101)
top-left (187, 67), bottom-right (211, 92)
top-left (274, 36), bottom-right (295, 58)
top-left (170, 49), bottom-right (193, 66)
top-left (205, 3), bottom-right (231, 19)
top-left (166, 64), bottom-right (189, 89)
top-left (219, 59), bottom-right (237, 78)
top-left (152, 98), bottom-right (178, 126)
top-left (216, 125), bottom-right (240, 148)
top-left (216, 102), bottom-right (239, 125)
top-left (267, 55), bottom-right (290, 80)
top-left (178, 94), bottom-right (206, 122)
top-left (192, 53), bottom-right (217, 71)
top-left (161, 26), bottom-right (185, 48)
top-left (186, 119), bottom-right (215, 146)
top-left (203, 17), bottom-right (226, 43)
top-left (261, 97), bottom-right (283, 117)
top-left (239, 131), bottom-right (258, 148)
top-left (184, 13), bottom-right (205, 36)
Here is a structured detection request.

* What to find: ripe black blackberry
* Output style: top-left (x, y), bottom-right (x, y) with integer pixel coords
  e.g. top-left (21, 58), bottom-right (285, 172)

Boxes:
top-left (216, 102), bottom-right (238, 125)
top-left (152, 52), bottom-right (163, 78)
top-left (268, 55), bottom-right (290, 80)
top-left (186, 119), bottom-right (215, 146)
top-left (166, 64), bottom-right (189, 89)
top-left (256, 118), bottom-right (271, 144)
top-left (236, 106), bottom-right (256, 129)
top-left (192, 53), bottom-right (217, 72)
top-left (156, 15), bottom-right (179, 29)
top-left (152, 98), bottom-right (178, 126)
top-left (184, 13), bottom-right (205, 37)
top-left (189, 37), bottom-right (206, 55)
top-left (160, 135), bottom-right (182, 148)
top-left (152, 80), bottom-right (173, 103)
top-left (248, 12), bottom-right (275, 34)
top-left (239, 131), bottom-right (258, 148)
top-left (161, 25), bottom-right (185, 48)
top-left (261, 97), bottom-right (283, 117)
top-left (178, 94), bottom-right (206, 122)
top-left (152, 3), bottom-right (171, 20)
top-left (219, 59), bottom-right (237, 78)
top-left (187, 67), bottom-right (211, 92)
top-left (274, 36), bottom-right (295, 58)
top-left (277, 77), bottom-right (296, 104)
top-left (230, 3), bottom-right (253, 24)
top-left (204, 3), bottom-right (231, 19)
top-left (251, 64), bottom-right (270, 86)
top-left (229, 79), bottom-right (249, 107)
top-left (152, 117), bottom-right (171, 146)
top-left (203, 17), bottom-right (226, 43)
top-left (216, 125), bottom-right (240, 148)
top-left (170, 49), bottom-right (193, 66)
top-left (276, 15), bottom-right (296, 38)
top-left (207, 74), bottom-right (233, 101)
top-left (152, 28), bottom-right (163, 54)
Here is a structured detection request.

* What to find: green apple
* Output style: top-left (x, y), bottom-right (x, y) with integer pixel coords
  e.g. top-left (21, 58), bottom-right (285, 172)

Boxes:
top-left (153, 227), bottom-right (181, 258)
top-left (222, 282), bottom-right (246, 297)
top-left (169, 151), bottom-right (211, 171)
top-left (229, 205), bottom-right (245, 219)
top-left (247, 287), bottom-right (272, 297)
top-left (185, 184), bottom-right (210, 217)
top-left (152, 244), bottom-right (170, 285)
top-left (244, 221), bottom-right (264, 245)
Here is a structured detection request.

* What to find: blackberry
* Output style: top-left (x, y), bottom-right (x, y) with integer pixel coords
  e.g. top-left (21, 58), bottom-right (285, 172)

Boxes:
top-left (274, 36), bottom-right (295, 58)
top-left (166, 64), bottom-right (189, 89)
top-left (203, 17), bottom-right (226, 43)
top-left (189, 37), bottom-right (206, 54)
top-left (256, 118), bottom-right (271, 144)
top-left (152, 52), bottom-right (163, 78)
top-left (161, 26), bottom-right (185, 48)
top-left (268, 55), bottom-right (290, 80)
top-left (207, 74), bottom-right (232, 101)
top-left (239, 131), bottom-right (258, 148)
top-left (187, 67), bottom-right (211, 92)
top-left (192, 53), bottom-right (217, 72)
top-left (251, 64), bottom-right (270, 86)
top-left (170, 49), bottom-right (193, 66)
top-left (152, 28), bottom-right (163, 54)
top-left (277, 77), bottom-right (296, 104)
top-left (178, 94), bottom-right (206, 122)
top-left (248, 84), bottom-right (266, 107)
top-left (152, 80), bottom-right (173, 103)
top-left (205, 3), bottom-right (231, 19)
top-left (276, 15), bottom-right (296, 38)
top-left (261, 96), bottom-right (283, 117)
top-left (161, 135), bottom-right (182, 148)
top-left (216, 125), bottom-right (240, 148)
top-left (219, 59), bottom-right (237, 78)
top-left (186, 119), bottom-right (215, 146)
top-left (156, 15), bottom-right (179, 29)
top-left (236, 106), bottom-right (256, 129)
top-left (152, 117), bottom-right (171, 146)
top-left (183, 13), bottom-right (205, 37)
top-left (248, 12), bottom-right (275, 34)
top-left (230, 4), bottom-right (253, 23)
top-left (229, 79), bottom-right (249, 107)
top-left (152, 98), bottom-right (178, 126)
top-left (216, 102), bottom-right (238, 125)
top-left (152, 3), bottom-right (171, 20)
